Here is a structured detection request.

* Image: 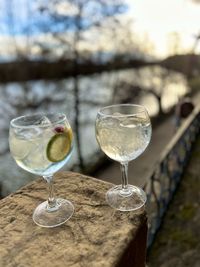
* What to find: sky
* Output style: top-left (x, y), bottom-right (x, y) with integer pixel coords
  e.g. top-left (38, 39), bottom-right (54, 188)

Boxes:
top-left (127, 0), bottom-right (200, 57)
top-left (0, 0), bottom-right (200, 59)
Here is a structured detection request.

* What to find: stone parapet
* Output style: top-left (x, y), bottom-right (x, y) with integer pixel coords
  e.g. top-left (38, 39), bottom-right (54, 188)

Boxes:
top-left (0, 171), bottom-right (147, 267)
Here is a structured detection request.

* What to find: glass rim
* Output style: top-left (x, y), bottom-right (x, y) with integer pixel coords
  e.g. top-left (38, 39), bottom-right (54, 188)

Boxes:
top-left (97, 103), bottom-right (149, 117)
top-left (10, 112), bottom-right (67, 129)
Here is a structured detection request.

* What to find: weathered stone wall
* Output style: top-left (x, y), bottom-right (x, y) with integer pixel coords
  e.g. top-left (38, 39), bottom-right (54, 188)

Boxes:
top-left (147, 137), bottom-right (200, 267)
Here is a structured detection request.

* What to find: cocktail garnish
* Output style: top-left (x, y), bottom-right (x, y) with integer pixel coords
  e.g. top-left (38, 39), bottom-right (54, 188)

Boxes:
top-left (46, 129), bottom-right (72, 162)
top-left (54, 126), bottom-right (65, 133)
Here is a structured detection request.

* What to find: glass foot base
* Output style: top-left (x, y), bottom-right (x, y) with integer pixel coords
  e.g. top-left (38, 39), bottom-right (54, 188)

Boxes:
top-left (33, 198), bottom-right (74, 228)
top-left (106, 185), bottom-right (146, 211)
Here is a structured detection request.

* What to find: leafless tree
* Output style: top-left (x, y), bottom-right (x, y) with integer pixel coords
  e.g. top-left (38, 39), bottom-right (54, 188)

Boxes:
top-left (25, 0), bottom-right (129, 171)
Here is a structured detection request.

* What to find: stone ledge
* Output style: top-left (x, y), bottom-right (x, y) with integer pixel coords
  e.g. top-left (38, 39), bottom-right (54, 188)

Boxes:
top-left (0, 171), bottom-right (147, 267)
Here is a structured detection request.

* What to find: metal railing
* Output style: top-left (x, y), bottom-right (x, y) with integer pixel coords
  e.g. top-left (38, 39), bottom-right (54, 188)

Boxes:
top-left (144, 105), bottom-right (200, 248)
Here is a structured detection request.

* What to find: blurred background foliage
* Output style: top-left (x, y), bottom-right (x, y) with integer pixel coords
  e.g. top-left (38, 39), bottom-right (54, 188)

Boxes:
top-left (0, 0), bottom-right (200, 196)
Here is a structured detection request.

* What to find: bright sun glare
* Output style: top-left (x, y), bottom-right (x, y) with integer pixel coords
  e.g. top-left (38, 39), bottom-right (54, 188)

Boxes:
top-left (127, 0), bottom-right (200, 57)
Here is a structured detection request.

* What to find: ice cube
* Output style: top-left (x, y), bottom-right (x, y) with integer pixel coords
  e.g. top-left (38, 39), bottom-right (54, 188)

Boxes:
top-left (24, 140), bottom-right (50, 170)
top-left (120, 121), bottom-right (137, 128)
top-left (113, 112), bottom-right (124, 117)
top-left (14, 127), bottom-right (42, 140)
top-left (119, 117), bottom-right (141, 128)
top-left (34, 116), bottom-right (51, 126)
top-left (101, 117), bottom-right (119, 128)
top-left (10, 134), bottom-right (33, 160)
top-left (113, 112), bottom-right (127, 124)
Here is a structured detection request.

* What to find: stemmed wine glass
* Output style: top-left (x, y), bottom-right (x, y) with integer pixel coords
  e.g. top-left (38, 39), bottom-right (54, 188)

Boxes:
top-left (9, 113), bottom-right (74, 227)
top-left (95, 104), bottom-right (152, 211)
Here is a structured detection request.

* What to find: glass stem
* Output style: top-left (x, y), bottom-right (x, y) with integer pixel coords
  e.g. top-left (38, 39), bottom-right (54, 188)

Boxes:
top-left (120, 162), bottom-right (131, 196)
top-left (44, 175), bottom-right (57, 211)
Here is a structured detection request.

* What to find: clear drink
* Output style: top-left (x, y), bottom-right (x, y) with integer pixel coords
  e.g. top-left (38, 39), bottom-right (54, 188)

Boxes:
top-left (9, 113), bottom-right (74, 227)
top-left (96, 116), bottom-right (151, 162)
top-left (9, 120), bottom-right (73, 177)
top-left (95, 104), bottom-right (152, 211)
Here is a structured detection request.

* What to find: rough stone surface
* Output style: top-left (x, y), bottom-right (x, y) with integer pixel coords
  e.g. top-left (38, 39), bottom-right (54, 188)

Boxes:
top-left (0, 171), bottom-right (147, 267)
